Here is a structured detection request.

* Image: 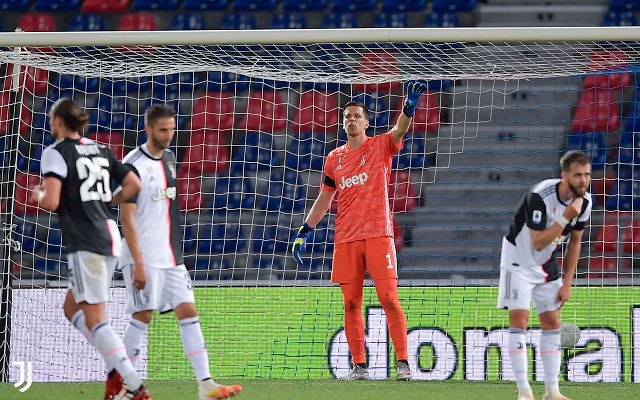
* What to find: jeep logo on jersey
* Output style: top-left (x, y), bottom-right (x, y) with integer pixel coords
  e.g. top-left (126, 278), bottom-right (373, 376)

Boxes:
top-left (338, 172), bottom-right (368, 190)
top-left (152, 186), bottom-right (177, 201)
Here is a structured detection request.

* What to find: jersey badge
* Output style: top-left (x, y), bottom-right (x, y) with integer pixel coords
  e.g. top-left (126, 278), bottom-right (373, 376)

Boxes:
top-left (532, 210), bottom-right (542, 224)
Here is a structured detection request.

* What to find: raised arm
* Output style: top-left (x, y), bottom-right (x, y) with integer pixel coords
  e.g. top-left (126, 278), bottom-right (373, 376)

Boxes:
top-left (390, 80), bottom-right (428, 143)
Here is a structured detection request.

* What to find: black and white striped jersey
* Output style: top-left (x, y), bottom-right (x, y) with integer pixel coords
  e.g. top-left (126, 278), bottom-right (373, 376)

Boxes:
top-left (502, 178), bottom-right (592, 283)
top-left (40, 137), bottom-right (131, 256)
top-left (120, 144), bottom-right (183, 268)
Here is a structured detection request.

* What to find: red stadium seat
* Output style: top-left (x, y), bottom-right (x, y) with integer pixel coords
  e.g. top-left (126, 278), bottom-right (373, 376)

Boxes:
top-left (570, 89), bottom-right (619, 133)
top-left (177, 172), bottom-right (203, 211)
top-left (0, 92), bottom-right (32, 135)
top-left (239, 90), bottom-right (288, 132)
top-left (587, 257), bottom-right (618, 279)
top-left (593, 222), bottom-right (619, 254)
top-left (14, 172), bottom-right (41, 215)
top-left (182, 129), bottom-right (228, 174)
top-left (18, 13), bottom-right (55, 32)
top-left (388, 170), bottom-right (418, 213)
top-left (190, 92), bottom-right (236, 133)
top-left (589, 170), bottom-right (615, 208)
top-left (622, 220), bottom-right (640, 253)
top-left (291, 90), bottom-right (339, 134)
top-left (393, 90), bottom-right (440, 133)
top-left (118, 12), bottom-right (157, 30)
top-left (4, 65), bottom-right (49, 96)
top-left (83, 0), bottom-right (129, 12)
top-left (87, 132), bottom-right (125, 160)
top-left (352, 51), bottom-right (400, 93)
top-left (583, 50), bottom-right (632, 90)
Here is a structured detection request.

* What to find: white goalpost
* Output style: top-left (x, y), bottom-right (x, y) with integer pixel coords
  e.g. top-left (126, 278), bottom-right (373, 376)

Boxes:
top-left (0, 26), bottom-right (639, 383)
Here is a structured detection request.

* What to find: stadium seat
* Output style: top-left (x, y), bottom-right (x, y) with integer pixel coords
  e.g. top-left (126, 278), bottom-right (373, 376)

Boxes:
top-left (177, 175), bottom-right (203, 211)
top-left (190, 92), bottom-right (236, 133)
top-left (102, 77), bottom-right (150, 96)
top-left (308, 222), bottom-right (335, 253)
top-left (381, 0), bottom-right (426, 11)
top-left (432, 0), bottom-right (477, 12)
top-left (220, 12), bottom-right (256, 30)
top-left (45, 224), bottom-right (65, 255)
top-left (194, 255), bottom-right (228, 273)
top-left (152, 72), bottom-right (197, 97)
top-left (118, 13), bottom-right (157, 31)
top-left (34, 0), bottom-right (80, 11)
top-left (68, 14), bottom-right (106, 31)
top-left (605, 174), bottom-right (637, 211)
top-left (92, 96), bottom-right (136, 132)
top-left (251, 255), bottom-right (285, 272)
top-left (86, 132), bottom-right (126, 160)
top-left (132, 0), bottom-right (178, 11)
top-left (4, 64), bottom-right (49, 96)
top-left (565, 132), bottom-right (607, 171)
top-left (594, 222), bottom-right (619, 254)
top-left (613, 132), bottom-right (640, 175)
top-left (570, 89), bottom-right (619, 133)
top-left (373, 12), bottom-right (409, 28)
top-left (251, 224), bottom-right (290, 253)
top-left (389, 170), bottom-right (418, 213)
top-left (603, 9), bottom-right (638, 26)
top-left (182, 130), bottom-right (229, 175)
top-left (284, 133), bottom-right (328, 172)
top-left (583, 50), bottom-right (632, 89)
top-left (233, 0), bottom-right (277, 10)
top-left (609, 0), bottom-right (640, 11)
top-left (587, 257), bottom-right (619, 278)
top-left (0, 0), bottom-right (29, 11)
top-left (238, 90), bottom-right (288, 133)
top-left (331, 0), bottom-right (375, 12)
top-left (259, 171), bottom-right (305, 212)
top-left (82, 0), bottom-right (129, 12)
top-left (184, 0), bottom-right (227, 10)
top-left (622, 220), bottom-right (640, 253)
top-left (18, 13), bottom-right (56, 32)
top-left (425, 11), bottom-right (460, 27)
top-left (211, 175), bottom-right (256, 210)
top-left (170, 13), bottom-right (208, 30)
top-left (393, 133), bottom-right (428, 170)
top-left (202, 71), bottom-right (251, 93)
top-left (283, 0), bottom-right (327, 11)
top-left (183, 224), bottom-right (195, 253)
top-left (14, 220), bottom-right (38, 252)
top-left (230, 133), bottom-right (279, 174)
top-left (14, 172), bottom-right (41, 215)
top-left (271, 12), bottom-right (307, 29)
top-left (392, 89), bottom-right (440, 134)
top-left (0, 92), bottom-right (32, 135)
top-left (352, 51), bottom-right (400, 93)
top-left (292, 90), bottom-right (339, 134)
top-left (351, 92), bottom-right (391, 131)
top-left (589, 170), bottom-right (615, 208)
top-left (198, 224), bottom-right (246, 254)
top-left (322, 12), bottom-right (358, 29)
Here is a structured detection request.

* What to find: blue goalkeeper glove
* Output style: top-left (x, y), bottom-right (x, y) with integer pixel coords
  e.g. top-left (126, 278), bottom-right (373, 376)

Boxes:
top-left (292, 222), bottom-right (313, 265)
top-left (402, 80), bottom-right (428, 118)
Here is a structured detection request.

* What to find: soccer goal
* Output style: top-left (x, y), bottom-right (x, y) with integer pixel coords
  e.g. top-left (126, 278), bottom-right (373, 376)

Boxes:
top-left (0, 26), bottom-right (639, 384)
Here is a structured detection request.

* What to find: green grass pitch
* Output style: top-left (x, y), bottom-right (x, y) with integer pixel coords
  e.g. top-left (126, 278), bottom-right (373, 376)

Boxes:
top-left (2, 380), bottom-right (639, 400)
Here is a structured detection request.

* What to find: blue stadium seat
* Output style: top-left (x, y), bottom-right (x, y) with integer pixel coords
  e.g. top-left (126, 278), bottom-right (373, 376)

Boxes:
top-left (14, 220), bottom-right (38, 252)
top-left (283, 0), bottom-right (327, 11)
top-left (381, 0), bottom-right (426, 12)
top-left (309, 223), bottom-right (335, 253)
top-left (231, 133), bottom-right (279, 174)
top-left (183, 224), bottom-right (195, 253)
top-left (220, 12), bottom-right (256, 29)
top-left (259, 171), bottom-right (305, 212)
top-left (432, 0), bottom-right (477, 12)
top-left (171, 13), bottom-right (208, 30)
top-left (73, 75), bottom-right (100, 92)
top-left (0, 0), bottom-right (29, 11)
top-left (233, 0), bottom-right (277, 10)
top-left (425, 11), bottom-right (460, 27)
top-left (352, 92), bottom-right (391, 131)
top-left (194, 255), bottom-right (228, 272)
top-left (198, 223), bottom-right (246, 254)
top-left (46, 224), bottom-right (65, 255)
top-left (202, 71), bottom-right (250, 92)
top-left (93, 96), bottom-right (136, 132)
top-left (271, 12), bottom-right (307, 29)
top-left (284, 134), bottom-right (327, 172)
top-left (151, 72), bottom-right (196, 96)
top-left (50, 74), bottom-right (76, 98)
top-left (132, 0), bottom-right (179, 10)
top-left (251, 255), bottom-right (285, 272)
top-left (392, 133), bottom-right (427, 169)
top-left (101, 77), bottom-right (150, 96)
top-left (614, 132), bottom-right (640, 173)
top-left (34, 0), bottom-right (79, 11)
top-left (322, 12), bottom-right (358, 29)
top-left (609, 0), bottom-right (640, 11)
top-left (331, 0), bottom-right (375, 12)
top-left (373, 12), bottom-right (409, 28)
top-left (251, 225), bottom-right (291, 253)
top-left (34, 259), bottom-right (67, 273)
top-left (184, 0), bottom-right (228, 10)
top-left (603, 10), bottom-right (638, 25)
top-left (605, 171), bottom-right (640, 211)
top-left (212, 176), bottom-right (256, 210)
top-left (565, 132), bottom-right (608, 170)
top-left (68, 14), bottom-right (106, 31)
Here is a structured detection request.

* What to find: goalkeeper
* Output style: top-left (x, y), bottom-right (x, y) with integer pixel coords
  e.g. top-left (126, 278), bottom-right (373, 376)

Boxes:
top-left (292, 81), bottom-right (428, 381)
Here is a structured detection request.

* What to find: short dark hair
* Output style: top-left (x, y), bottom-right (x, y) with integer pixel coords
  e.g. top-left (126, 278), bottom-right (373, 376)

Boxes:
top-left (343, 101), bottom-right (369, 119)
top-left (560, 150), bottom-right (591, 172)
top-left (145, 104), bottom-right (175, 127)
top-left (51, 98), bottom-right (89, 132)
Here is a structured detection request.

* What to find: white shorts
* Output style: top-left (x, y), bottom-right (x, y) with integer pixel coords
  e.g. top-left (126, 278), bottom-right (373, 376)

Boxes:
top-left (497, 268), bottom-right (563, 314)
top-left (67, 251), bottom-right (118, 304)
top-left (122, 264), bottom-right (195, 314)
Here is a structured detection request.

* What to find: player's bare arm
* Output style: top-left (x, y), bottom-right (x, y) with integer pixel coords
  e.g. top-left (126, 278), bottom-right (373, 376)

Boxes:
top-left (110, 170), bottom-right (142, 207)
top-left (33, 176), bottom-right (62, 211)
top-left (391, 80), bottom-right (428, 143)
top-left (305, 190), bottom-right (336, 228)
top-left (557, 228), bottom-right (583, 305)
top-left (120, 201), bottom-right (147, 289)
top-left (529, 197), bottom-right (584, 251)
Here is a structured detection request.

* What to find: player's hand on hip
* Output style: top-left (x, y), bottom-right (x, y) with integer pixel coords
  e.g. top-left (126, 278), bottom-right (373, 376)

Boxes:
top-left (564, 197), bottom-right (584, 220)
top-left (402, 80), bottom-right (429, 117)
top-left (133, 262), bottom-right (147, 289)
top-left (292, 223), bottom-right (314, 265)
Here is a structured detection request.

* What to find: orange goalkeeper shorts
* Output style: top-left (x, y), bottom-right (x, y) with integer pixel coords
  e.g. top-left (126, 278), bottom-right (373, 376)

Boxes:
top-left (330, 236), bottom-right (398, 283)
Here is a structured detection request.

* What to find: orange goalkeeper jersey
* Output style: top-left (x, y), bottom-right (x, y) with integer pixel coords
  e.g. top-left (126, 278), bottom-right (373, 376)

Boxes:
top-left (322, 132), bottom-right (402, 244)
